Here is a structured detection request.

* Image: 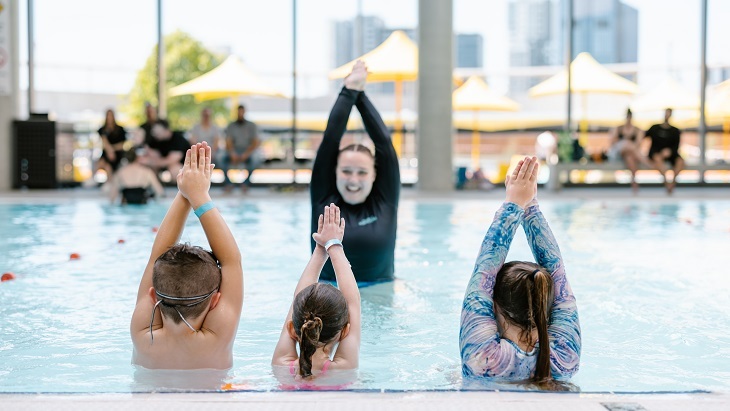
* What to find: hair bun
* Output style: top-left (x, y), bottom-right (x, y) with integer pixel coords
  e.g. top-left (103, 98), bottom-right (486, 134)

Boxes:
top-left (304, 317), bottom-right (323, 330)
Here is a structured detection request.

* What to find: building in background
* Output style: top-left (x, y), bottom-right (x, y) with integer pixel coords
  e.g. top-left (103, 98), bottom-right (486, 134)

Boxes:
top-left (456, 34), bottom-right (484, 68)
top-left (508, 0), bottom-right (638, 92)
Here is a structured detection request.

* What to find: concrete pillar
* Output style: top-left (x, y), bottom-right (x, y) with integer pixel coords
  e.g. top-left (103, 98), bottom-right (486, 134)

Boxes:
top-left (0, 0), bottom-right (20, 191)
top-left (417, 0), bottom-right (453, 191)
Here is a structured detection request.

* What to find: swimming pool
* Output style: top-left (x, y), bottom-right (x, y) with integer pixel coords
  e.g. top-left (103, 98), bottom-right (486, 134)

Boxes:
top-left (1, 195), bottom-right (729, 393)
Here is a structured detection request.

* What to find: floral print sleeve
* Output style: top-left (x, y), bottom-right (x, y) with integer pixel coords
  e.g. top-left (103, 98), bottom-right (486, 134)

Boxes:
top-left (460, 202), bottom-right (528, 378)
top-left (523, 201), bottom-right (581, 380)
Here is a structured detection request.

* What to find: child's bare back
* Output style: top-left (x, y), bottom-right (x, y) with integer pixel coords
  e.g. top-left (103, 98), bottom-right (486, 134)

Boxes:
top-left (130, 142), bottom-right (243, 370)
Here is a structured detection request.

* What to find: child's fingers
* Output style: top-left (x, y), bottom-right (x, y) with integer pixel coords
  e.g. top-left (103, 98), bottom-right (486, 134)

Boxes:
top-left (198, 147), bottom-right (206, 171)
top-left (340, 218), bottom-right (345, 231)
top-left (190, 145), bottom-right (198, 169)
top-left (504, 175), bottom-right (511, 187)
top-left (525, 157), bottom-right (537, 180)
top-left (324, 205), bottom-right (331, 225)
top-left (529, 157), bottom-right (539, 181)
top-left (511, 160), bottom-right (523, 181)
top-left (184, 149), bottom-right (192, 169)
top-left (318, 214), bottom-right (324, 233)
top-left (516, 157), bottom-right (530, 181)
top-left (334, 205), bottom-right (340, 225)
top-left (329, 203), bottom-right (336, 225)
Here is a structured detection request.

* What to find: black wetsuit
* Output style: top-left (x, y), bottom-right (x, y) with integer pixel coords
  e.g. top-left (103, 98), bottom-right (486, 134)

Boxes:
top-left (310, 87), bottom-right (400, 283)
top-left (98, 125), bottom-right (126, 171)
top-left (646, 123), bottom-right (681, 165)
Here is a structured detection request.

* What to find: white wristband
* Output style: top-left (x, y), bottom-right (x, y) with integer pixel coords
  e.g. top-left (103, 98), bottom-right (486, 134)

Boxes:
top-left (324, 238), bottom-right (343, 251)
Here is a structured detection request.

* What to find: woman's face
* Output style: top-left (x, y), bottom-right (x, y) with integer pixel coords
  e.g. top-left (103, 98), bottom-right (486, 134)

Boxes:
top-left (336, 150), bottom-right (376, 205)
top-left (106, 110), bottom-right (115, 125)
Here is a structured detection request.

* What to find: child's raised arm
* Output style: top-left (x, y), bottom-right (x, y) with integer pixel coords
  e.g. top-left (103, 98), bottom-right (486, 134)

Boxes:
top-left (131, 182), bottom-right (193, 336)
top-left (316, 205), bottom-right (360, 368)
top-left (177, 143), bottom-right (243, 340)
top-left (272, 213), bottom-right (330, 365)
top-left (521, 174), bottom-right (581, 379)
top-left (459, 158), bottom-right (536, 377)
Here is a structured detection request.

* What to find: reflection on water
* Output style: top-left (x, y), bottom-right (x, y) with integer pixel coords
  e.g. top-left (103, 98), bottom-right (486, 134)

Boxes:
top-left (269, 366), bottom-right (358, 391)
top-left (132, 367), bottom-right (231, 392)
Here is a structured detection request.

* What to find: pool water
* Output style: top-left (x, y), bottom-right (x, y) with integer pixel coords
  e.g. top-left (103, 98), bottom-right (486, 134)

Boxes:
top-left (0, 197), bottom-right (729, 393)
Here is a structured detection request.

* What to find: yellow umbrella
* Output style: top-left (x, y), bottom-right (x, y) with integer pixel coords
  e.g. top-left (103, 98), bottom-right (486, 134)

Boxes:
top-left (169, 55), bottom-right (285, 117)
top-left (329, 30), bottom-right (418, 157)
top-left (630, 78), bottom-right (699, 112)
top-left (529, 52), bottom-right (638, 146)
top-left (529, 52), bottom-right (638, 96)
top-left (453, 76), bottom-right (520, 169)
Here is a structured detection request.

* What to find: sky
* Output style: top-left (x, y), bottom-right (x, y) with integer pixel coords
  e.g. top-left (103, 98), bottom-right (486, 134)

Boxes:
top-left (15, 0), bottom-right (730, 99)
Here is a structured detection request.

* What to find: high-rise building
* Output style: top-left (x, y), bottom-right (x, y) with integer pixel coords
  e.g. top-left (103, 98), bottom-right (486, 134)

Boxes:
top-left (508, 0), bottom-right (638, 91)
top-left (333, 16), bottom-right (387, 68)
top-left (572, 0), bottom-right (638, 64)
top-left (456, 34), bottom-right (483, 68)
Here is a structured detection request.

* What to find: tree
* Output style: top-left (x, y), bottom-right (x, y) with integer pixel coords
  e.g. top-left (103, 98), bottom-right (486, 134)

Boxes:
top-left (122, 30), bottom-right (228, 131)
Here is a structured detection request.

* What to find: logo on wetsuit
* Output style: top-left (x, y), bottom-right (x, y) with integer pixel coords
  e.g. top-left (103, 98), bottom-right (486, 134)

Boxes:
top-left (358, 216), bottom-right (378, 226)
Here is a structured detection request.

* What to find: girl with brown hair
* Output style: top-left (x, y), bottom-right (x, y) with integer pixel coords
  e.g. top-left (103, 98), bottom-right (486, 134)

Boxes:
top-left (460, 157), bottom-right (581, 385)
top-left (272, 204), bottom-right (361, 381)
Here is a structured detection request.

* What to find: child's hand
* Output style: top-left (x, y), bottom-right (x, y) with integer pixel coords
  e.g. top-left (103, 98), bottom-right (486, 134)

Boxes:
top-left (505, 156), bottom-right (538, 208)
top-left (312, 203), bottom-right (345, 247)
top-left (177, 142), bottom-right (214, 208)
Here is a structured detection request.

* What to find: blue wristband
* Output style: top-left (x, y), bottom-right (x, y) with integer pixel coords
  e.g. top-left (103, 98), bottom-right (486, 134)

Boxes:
top-left (194, 201), bottom-right (215, 218)
top-left (324, 238), bottom-right (343, 251)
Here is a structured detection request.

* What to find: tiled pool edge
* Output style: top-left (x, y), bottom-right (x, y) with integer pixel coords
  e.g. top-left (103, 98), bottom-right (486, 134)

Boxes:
top-left (1, 391), bottom-right (728, 411)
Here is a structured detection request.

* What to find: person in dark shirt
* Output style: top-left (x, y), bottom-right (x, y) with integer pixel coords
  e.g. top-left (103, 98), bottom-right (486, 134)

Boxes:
top-left (137, 104), bottom-right (187, 177)
top-left (644, 108), bottom-right (684, 194)
top-left (310, 60), bottom-right (400, 285)
top-left (97, 109), bottom-right (127, 176)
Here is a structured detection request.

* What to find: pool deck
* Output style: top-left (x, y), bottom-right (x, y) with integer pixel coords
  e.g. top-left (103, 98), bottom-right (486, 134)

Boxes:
top-left (1, 185), bottom-right (728, 409)
top-left (1, 391), bottom-right (728, 411)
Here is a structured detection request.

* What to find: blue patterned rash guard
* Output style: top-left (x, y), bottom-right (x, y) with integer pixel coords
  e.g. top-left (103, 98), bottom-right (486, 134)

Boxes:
top-left (459, 201), bottom-right (581, 381)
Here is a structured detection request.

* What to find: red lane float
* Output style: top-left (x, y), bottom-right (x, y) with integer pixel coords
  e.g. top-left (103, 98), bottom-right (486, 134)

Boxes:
top-left (69, 253), bottom-right (81, 260)
top-left (1, 272), bottom-right (16, 282)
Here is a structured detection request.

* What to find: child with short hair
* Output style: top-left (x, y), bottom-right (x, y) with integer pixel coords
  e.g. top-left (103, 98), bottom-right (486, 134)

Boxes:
top-left (272, 203), bottom-right (361, 379)
top-left (130, 142), bottom-right (243, 369)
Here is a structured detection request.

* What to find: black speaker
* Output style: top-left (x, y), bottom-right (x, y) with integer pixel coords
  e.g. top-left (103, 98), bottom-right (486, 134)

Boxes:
top-left (13, 119), bottom-right (57, 189)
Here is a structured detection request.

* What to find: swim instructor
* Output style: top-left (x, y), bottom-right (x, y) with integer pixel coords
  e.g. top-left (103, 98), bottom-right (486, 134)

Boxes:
top-left (310, 60), bottom-right (400, 284)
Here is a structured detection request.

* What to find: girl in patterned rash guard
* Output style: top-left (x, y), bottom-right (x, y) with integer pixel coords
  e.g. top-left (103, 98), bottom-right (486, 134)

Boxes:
top-left (459, 156), bottom-right (581, 386)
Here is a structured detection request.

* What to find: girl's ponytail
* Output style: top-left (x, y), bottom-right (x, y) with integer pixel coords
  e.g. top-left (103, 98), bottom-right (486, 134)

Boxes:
top-left (531, 270), bottom-right (552, 382)
top-left (298, 316), bottom-right (323, 378)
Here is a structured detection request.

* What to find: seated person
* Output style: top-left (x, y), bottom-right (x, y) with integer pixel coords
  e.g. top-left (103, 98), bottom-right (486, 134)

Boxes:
top-left (130, 142), bottom-right (244, 369)
top-left (222, 104), bottom-right (263, 192)
top-left (139, 121), bottom-right (189, 177)
top-left (108, 149), bottom-right (165, 205)
top-left (608, 109), bottom-right (646, 192)
top-left (644, 108), bottom-right (684, 194)
top-left (97, 109), bottom-right (127, 177)
top-left (460, 157), bottom-right (581, 387)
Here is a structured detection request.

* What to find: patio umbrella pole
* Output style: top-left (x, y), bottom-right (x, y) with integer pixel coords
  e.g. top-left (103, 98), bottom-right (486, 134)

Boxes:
top-left (471, 111), bottom-right (480, 170)
top-left (291, 0), bottom-right (298, 184)
top-left (394, 79), bottom-right (403, 158)
top-left (157, 0), bottom-right (166, 118)
top-left (565, 0), bottom-right (573, 136)
top-left (699, 0), bottom-right (707, 182)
